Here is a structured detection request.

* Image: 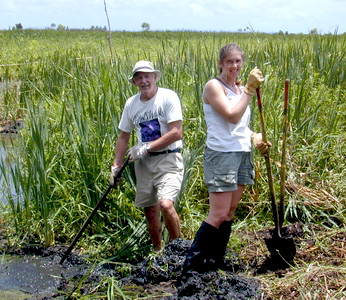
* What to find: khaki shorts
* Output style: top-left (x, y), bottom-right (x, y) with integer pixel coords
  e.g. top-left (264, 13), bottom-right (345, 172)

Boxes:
top-left (134, 152), bottom-right (184, 208)
top-left (204, 147), bottom-right (254, 193)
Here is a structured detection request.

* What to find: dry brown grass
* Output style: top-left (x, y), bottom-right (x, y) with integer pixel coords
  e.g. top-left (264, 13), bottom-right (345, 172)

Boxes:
top-left (236, 225), bottom-right (346, 299)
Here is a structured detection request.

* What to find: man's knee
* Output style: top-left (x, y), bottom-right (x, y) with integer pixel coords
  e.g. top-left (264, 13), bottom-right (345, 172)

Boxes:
top-left (159, 199), bottom-right (175, 212)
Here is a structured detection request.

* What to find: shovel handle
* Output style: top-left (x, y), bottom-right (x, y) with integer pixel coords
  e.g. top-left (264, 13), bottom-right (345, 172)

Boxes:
top-left (256, 88), bottom-right (281, 237)
top-left (279, 79), bottom-right (289, 228)
top-left (60, 157), bottom-right (130, 264)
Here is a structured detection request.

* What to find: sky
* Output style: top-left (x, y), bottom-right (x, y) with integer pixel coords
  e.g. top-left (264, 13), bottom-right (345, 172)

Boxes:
top-left (1, 0), bottom-right (346, 34)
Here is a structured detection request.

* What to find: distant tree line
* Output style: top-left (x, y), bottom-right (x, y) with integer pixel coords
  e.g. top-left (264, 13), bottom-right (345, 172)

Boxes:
top-left (11, 23), bottom-right (108, 31)
top-left (10, 22), bottom-right (319, 35)
top-left (11, 22), bottom-right (147, 31)
top-left (50, 23), bottom-right (108, 31)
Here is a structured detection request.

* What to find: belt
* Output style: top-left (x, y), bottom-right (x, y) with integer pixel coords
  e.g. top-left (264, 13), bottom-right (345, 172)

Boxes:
top-left (148, 148), bottom-right (181, 156)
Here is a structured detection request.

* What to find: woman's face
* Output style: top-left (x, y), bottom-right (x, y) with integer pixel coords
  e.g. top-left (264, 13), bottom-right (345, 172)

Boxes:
top-left (219, 50), bottom-right (243, 79)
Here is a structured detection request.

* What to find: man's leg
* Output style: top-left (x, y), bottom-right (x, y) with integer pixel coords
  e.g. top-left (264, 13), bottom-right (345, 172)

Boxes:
top-left (144, 203), bottom-right (162, 251)
top-left (159, 199), bottom-right (181, 240)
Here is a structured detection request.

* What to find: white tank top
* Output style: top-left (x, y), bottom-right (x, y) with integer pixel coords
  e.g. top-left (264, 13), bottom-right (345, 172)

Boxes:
top-left (203, 82), bottom-right (252, 152)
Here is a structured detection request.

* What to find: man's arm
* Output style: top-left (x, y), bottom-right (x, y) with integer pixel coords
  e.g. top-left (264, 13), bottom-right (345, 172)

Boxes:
top-left (113, 131), bottom-right (131, 166)
top-left (148, 120), bottom-right (182, 151)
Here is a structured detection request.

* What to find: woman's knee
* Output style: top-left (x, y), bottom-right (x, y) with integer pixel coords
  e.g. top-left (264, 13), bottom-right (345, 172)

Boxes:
top-left (207, 213), bottom-right (228, 228)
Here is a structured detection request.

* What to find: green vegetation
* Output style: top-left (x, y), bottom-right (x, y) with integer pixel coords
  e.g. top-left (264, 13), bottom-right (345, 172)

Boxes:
top-left (0, 29), bottom-right (346, 297)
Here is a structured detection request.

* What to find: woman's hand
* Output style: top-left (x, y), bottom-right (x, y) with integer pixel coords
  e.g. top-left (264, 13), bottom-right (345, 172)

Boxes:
top-left (244, 67), bottom-right (264, 96)
top-left (251, 132), bottom-right (272, 155)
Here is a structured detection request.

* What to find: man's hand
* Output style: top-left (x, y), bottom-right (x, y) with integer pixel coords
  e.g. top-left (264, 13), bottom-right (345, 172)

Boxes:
top-left (128, 144), bottom-right (149, 161)
top-left (244, 67), bottom-right (264, 96)
top-left (252, 133), bottom-right (272, 155)
top-left (110, 165), bottom-right (124, 186)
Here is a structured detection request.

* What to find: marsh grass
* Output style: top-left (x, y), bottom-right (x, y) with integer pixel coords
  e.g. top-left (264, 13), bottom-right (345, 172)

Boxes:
top-left (0, 30), bottom-right (345, 269)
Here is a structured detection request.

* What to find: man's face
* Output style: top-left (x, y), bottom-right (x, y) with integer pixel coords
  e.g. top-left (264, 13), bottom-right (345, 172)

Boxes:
top-left (132, 72), bottom-right (157, 96)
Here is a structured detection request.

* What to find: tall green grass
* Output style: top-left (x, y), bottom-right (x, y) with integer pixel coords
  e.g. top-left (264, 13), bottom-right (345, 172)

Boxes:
top-left (0, 30), bottom-right (345, 258)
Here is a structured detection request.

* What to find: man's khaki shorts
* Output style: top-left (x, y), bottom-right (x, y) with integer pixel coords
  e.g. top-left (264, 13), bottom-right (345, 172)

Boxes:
top-left (134, 152), bottom-right (184, 208)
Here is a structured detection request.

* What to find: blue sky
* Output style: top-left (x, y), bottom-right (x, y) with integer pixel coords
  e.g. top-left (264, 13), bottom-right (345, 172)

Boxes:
top-left (1, 0), bottom-right (345, 34)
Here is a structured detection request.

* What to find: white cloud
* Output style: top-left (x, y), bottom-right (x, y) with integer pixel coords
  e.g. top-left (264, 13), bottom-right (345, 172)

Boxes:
top-left (0, 0), bottom-right (345, 33)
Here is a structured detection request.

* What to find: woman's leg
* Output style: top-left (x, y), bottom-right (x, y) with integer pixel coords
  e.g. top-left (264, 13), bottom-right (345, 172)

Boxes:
top-left (207, 185), bottom-right (245, 267)
top-left (227, 185), bottom-right (245, 219)
top-left (205, 190), bottom-right (233, 228)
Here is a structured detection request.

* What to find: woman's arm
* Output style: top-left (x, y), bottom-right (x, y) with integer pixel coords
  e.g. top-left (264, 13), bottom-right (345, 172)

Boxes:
top-left (203, 79), bottom-right (251, 124)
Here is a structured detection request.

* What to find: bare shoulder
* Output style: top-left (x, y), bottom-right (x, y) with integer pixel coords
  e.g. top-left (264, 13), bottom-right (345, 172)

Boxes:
top-left (205, 78), bottom-right (219, 88)
top-left (203, 78), bottom-right (226, 104)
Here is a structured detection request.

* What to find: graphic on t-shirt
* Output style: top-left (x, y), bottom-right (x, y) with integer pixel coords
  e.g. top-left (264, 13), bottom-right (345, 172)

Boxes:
top-left (140, 118), bottom-right (161, 142)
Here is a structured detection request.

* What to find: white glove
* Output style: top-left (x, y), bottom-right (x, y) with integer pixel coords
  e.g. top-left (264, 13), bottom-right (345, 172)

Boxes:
top-left (251, 133), bottom-right (272, 155)
top-left (109, 165), bottom-right (124, 186)
top-left (128, 144), bottom-right (149, 161)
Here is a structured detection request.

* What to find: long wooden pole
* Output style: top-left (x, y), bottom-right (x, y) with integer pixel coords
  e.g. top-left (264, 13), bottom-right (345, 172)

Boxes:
top-left (60, 158), bottom-right (129, 264)
top-left (256, 88), bottom-right (281, 238)
top-left (279, 79), bottom-right (289, 229)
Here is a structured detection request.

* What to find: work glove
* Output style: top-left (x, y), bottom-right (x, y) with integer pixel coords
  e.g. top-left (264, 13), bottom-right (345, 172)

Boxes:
top-left (251, 132), bottom-right (272, 155)
top-left (109, 165), bottom-right (124, 186)
top-left (244, 67), bottom-right (264, 96)
top-left (128, 144), bottom-right (149, 161)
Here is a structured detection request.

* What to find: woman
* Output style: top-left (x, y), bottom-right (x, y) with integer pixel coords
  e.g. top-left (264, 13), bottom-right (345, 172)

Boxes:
top-left (183, 43), bottom-right (270, 274)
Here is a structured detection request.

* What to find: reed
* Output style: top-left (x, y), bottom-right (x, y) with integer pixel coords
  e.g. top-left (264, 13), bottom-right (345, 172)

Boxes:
top-left (0, 29), bottom-right (345, 256)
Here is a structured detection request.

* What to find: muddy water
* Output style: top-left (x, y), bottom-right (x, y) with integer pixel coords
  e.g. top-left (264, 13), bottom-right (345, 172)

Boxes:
top-left (0, 255), bottom-right (61, 298)
top-left (0, 253), bottom-right (88, 299)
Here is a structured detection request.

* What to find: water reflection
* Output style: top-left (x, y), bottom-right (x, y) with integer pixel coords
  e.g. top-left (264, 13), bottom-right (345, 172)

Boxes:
top-left (0, 137), bottom-right (21, 204)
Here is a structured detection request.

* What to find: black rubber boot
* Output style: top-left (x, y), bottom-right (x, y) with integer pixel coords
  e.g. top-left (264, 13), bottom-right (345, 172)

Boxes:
top-left (182, 221), bottom-right (218, 275)
top-left (216, 220), bottom-right (232, 268)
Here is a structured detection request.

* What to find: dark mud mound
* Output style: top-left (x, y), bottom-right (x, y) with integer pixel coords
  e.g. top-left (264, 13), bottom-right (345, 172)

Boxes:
top-left (120, 238), bottom-right (190, 285)
top-left (0, 119), bottom-right (24, 134)
top-left (175, 271), bottom-right (263, 299)
top-left (255, 223), bottom-right (303, 274)
top-left (120, 238), bottom-right (265, 299)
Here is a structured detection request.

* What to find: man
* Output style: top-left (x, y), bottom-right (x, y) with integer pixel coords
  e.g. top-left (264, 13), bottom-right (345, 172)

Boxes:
top-left (110, 60), bottom-right (184, 252)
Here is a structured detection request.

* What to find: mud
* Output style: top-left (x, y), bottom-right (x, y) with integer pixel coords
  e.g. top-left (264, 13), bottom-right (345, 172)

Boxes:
top-left (255, 223), bottom-right (303, 274)
top-left (0, 119), bottom-right (24, 134)
top-left (0, 238), bottom-right (266, 299)
top-left (119, 238), bottom-right (264, 299)
top-left (174, 272), bottom-right (263, 299)
top-left (0, 222), bottom-right (311, 299)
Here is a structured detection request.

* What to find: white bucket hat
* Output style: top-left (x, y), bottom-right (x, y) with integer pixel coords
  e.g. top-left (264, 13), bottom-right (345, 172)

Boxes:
top-left (128, 60), bottom-right (161, 84)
